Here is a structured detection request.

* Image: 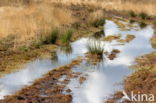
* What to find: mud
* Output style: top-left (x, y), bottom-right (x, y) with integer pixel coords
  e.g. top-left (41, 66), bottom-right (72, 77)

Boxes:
top-left (107, 49), bottom-right (120, 60)
top-left (105, 52), bottom-right (156, 103)
top-left (85, 52), bottom-right (103, 65)
top-left (103, 35), bottom-right (121, 42)
top-left (117, 34), bottom-right (135, 43)
top-left (0, 57), bottom-right (83, 103)
top-left (0, 45), bottom-right (57, 77)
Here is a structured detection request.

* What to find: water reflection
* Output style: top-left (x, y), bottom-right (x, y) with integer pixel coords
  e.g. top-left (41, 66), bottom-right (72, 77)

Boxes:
top-left (51, 51), bottom-right (58, 63)
top-left (59, 44), bottom-right (73, 55)
top-left (0, 39), bottom-right (87, 99)
top-left (67, 20), bottom-right (155, 103)
top-left (0, 19), bottom-right (155, 101)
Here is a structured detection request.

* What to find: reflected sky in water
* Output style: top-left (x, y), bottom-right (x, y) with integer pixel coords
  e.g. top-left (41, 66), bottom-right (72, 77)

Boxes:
top-left (67, 20), bottom-right (155, 103)
top-left (0, 19), bottom-right (155, 101)
top-left (0, 38), bottom-right (88, 99)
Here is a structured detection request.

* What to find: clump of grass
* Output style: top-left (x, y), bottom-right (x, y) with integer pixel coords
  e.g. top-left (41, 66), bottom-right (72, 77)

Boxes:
top-left (61, 29), bottom-right (73, 44)
top-left (138, 12), bottom-right (150, 20)
top-left (139, 22), bottom-right (147, 28)
top-left (43, 28), bottom-right (59, 44)
top-left (18, 45), bottom-right (29, 52)
top-left (129, 19), bottom-right (135, 24)
top-left (92, 30), bottom-right (104, 38)
top-left (93, 18), bottom-right (105, 27)
top-left (87, 40), bottom-right (104, 57)
top-left (129, 11), bottom-right (137, 17)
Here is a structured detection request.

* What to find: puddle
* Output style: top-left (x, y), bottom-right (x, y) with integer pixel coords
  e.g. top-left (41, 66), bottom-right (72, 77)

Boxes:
top-left (0, 19), bottom-right (155, 102)
top-left (66, 20), bottom-right (155, 103)
top-left (0, 38), bottom-right (88, 99)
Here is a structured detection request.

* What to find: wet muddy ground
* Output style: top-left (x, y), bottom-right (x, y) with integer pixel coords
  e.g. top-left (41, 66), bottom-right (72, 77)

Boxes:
top-left (0, 58), bottom-right (83, 103)
top-left (0, 5), bottom-right (156, 103)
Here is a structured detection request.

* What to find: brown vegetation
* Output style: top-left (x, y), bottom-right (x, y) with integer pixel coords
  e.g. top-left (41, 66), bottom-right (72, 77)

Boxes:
top-left (0, 57), bottom-right (83, 103)
top-left (151, 34), bottom-right (156, 49)
top-left (0, 1), bottom-right (73, 50)
top-left (105, 52), bottom-right (156, 103)
top-left (52, 0), bottom-right (156, 17)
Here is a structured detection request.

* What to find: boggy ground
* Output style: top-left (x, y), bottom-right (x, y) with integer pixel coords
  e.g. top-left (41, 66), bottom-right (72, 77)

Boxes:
top-left (0, 57), bottom-right (83, 103)
top-left (0, 4), bottom-right (101, 76)
top-left (1, 2), bottom-right (156, 76)
top-left (105, 52), bottom-right (156, 103)
top-left (0, 3), bottom-right (156, 103)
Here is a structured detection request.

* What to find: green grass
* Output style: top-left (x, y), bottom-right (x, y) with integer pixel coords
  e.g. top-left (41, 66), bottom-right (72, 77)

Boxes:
top-left (139, 22), bottom-right (147, 28)
top-left (44, 28), bottom-right (59, 44)
top-left (87, 40), bottom-right (104, 57)
top-left (129, 11), bottom-right (137, 17)
top-left (93, 18), bottom-right (105, 27)
top-left (138, 12), bottom-right (150, 20)
top-left (61, 29), bottom-right (73, 44)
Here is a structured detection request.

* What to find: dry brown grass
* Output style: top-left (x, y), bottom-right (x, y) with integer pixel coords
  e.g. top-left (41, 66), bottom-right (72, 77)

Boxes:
top-left (52, 0), bottom-right (156, 16)
top-left (0, 2), bottom-right (73, 49)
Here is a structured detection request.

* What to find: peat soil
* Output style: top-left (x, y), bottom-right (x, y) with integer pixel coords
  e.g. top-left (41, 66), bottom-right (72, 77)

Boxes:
top-left (0, 57), bottom-right (83, 103)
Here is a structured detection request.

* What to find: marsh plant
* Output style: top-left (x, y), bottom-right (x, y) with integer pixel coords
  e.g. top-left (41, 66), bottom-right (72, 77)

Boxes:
top-left (138, 12), bottom-right (150, 20)
top-left (93, 18), bottom-right (105, 27)
top-left (139, 22), bottom-right (147, 28)
top-left (87, 39), bottom-right (104, 57)
top-left (61, 29), bottom-right (73, 44)
top-left (94, 30), bottom-right (105, 38)
top-left (129, 11), bottom-right (137, 17)
top-left (44, 28), bottom-right (59, 44)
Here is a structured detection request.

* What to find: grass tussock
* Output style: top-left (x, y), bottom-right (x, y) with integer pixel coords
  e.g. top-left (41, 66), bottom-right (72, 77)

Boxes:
top-left (61, 29), bottom-right (74, 44)
top-left (128, 11), bottom-right (137, 17)
top-left (43, 28), bottom-right (59, 44)
top-left (138, 12), bottom-right (150, 20)
top-left (87, 40), bottom-right (104, 57)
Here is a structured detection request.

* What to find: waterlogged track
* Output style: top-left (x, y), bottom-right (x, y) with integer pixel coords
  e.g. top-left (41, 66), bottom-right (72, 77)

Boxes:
top-left (0, 19), bottom-right (155, 103)
top-left (67, 20), bottom-right (155, 103)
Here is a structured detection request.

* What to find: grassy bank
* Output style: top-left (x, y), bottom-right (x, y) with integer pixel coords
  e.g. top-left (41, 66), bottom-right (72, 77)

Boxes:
top-left (0, 2), bottom-right (104, 76)
top-left (106, 52), bottom-right (156, 103)
top-left (52, 0), bottom-right (156, 17)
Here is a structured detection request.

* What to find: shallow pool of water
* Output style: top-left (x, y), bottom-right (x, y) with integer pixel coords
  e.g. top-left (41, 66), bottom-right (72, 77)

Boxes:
top-left (66, 20), bottom-right (155, 103)
top-left (0, 19), bottom-right (155, 102)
